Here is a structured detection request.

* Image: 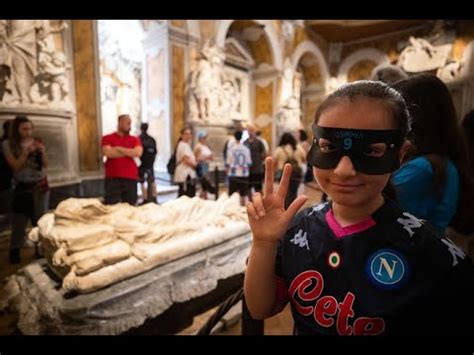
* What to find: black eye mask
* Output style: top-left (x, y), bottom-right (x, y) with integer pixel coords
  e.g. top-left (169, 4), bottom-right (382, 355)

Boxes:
top-left (307, 125), bottom-right (405, 175)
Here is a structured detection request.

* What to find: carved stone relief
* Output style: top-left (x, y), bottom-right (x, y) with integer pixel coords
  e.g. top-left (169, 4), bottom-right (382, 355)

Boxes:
top-left (0, 20), bottom-right (72, 111)
top-left (186, 42), bottom-right (248, 125)
top-left (398, 36), bottom-right (452, 73)
top-left (276, 62), bottom-right (303, 134)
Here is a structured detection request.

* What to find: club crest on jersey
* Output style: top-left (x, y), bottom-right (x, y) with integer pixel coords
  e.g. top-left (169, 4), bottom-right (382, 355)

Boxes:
top-left (366, 249), bottom-right (409, 289)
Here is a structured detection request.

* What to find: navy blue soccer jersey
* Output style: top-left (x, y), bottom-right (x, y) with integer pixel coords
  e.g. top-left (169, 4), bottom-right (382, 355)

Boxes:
top-left (275, 198), bottom-right (474, 335)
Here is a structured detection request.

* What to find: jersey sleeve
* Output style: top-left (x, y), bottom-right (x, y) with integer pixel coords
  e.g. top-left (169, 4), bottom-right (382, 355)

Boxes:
top-left (432, 238), bottom-right (474, 335)
top-left (401, 234), bottom-right (474, 335)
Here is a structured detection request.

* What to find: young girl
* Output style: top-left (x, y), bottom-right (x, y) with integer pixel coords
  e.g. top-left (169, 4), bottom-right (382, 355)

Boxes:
top-left (244, 81), bottom-right (474, 335)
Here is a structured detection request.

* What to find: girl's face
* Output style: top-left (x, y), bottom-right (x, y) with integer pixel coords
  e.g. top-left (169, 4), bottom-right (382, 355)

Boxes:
top-left (18, 122), bottom-right (33, 140)
top-left (313, 98), bottom-right (404, 208)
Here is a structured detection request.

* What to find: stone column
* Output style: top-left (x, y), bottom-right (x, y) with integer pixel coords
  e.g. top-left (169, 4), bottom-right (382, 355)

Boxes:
top-left (142, 21), bottom-right (170, 173)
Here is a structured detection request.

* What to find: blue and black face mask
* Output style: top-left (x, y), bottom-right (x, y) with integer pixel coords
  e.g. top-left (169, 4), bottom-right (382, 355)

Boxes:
top-left (307, 125), bottom-right (405, 175)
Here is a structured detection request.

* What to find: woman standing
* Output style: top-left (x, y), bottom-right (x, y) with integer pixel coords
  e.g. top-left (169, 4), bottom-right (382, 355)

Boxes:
top-left (2, 115), bottom-right (49, 263)
top-left (174, 127), bottom-right (197, 197)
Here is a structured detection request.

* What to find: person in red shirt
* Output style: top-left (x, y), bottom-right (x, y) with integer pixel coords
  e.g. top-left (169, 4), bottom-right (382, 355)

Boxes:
top-left (101, 114), bottom-right (143, 205)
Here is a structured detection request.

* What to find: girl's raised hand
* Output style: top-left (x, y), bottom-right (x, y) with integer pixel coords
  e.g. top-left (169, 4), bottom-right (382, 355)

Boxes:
top-left (246, 156), bottom-right (308, 245)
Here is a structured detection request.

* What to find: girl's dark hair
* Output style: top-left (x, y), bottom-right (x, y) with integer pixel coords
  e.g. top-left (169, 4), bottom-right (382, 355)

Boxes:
top-left (9, 115), bottom-right (32, 157)
top-left (314, 80), bottom-right (411, 200)
top-left (314, 80), bottom-right (411, 135)
top-left (393, 74), bottom-right (473, 232)
top-left (279, 132), bottom-right (297, 151)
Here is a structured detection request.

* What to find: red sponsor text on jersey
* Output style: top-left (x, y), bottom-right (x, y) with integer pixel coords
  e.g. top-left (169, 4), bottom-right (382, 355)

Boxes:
top-left (288, 270), bottom-right (385, 335)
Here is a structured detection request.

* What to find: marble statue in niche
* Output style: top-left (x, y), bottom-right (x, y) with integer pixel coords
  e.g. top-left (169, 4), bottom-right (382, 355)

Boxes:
top-left (187, 42), bottom-right (242, 124)
top-left (398, 36), bottom-right (451, 73)
top-left (191, 42), bottom-right (225, 121)
top-left (277, 67), bottom-right (303, 133)
top-left (0, 23), bottom-right (11, 101)
top-left (0, 19), bottom-right (71, 110)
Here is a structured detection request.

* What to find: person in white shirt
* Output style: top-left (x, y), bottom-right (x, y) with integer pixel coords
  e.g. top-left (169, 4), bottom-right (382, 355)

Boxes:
top-left (174, 127), bottom-right (197, 197)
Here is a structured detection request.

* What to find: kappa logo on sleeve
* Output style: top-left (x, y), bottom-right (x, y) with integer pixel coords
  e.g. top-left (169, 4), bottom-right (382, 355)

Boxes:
top-left (396, 212), bottom-right (424, 237)
top-left (308, 202), bottom-right (328, 216)
top-left (290, 229), bottom-right (309, 250)
top-left (366, 249), bottom-right (409, 290)
top-left (440, 238), bottom-right (466, 266)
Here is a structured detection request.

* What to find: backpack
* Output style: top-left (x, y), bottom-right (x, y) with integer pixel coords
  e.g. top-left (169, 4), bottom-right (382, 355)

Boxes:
top-left (167, 142), bottom-right (179, 175)
top-left (140, 134), bottom-right (157, 167)
top-left (166, 153), bottom-right (176, 175)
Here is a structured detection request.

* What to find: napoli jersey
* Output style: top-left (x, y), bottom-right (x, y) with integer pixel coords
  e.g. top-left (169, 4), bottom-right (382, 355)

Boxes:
top-left (275, 199), bottom-right (474, 335)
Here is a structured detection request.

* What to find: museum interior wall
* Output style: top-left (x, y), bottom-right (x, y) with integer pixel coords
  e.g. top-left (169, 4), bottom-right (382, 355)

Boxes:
top-left (1, 19), bottom-right (474, 208)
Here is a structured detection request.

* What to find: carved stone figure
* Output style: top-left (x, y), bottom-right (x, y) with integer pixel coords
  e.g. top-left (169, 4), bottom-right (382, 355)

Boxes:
top-left (282, 21), bottom-right (295, 42)
top-left (277, 64), bottom-right (303, 132)
top-left (277, 94), bottom-right (303, 132)
top-left (30, 51), bottom-right (71, 108)
top-left (0, 19), bottom-right (71, 108)
top-left (437, 61), bottom-right (463, 82)
top-left (398, 36), bottom-right (452, 73)
top-left (187, 42), bottom-right (243, 124)
top-left (280, 61), bottom-right (294, 104)
top-left (7, 20), bottom-right (38, 104)
top-left (215, 79), bottom-right (238, 120)
top-left (192, 43), bottom-right (225, 121)
top-left (0, 23), bottom-right (11, 101)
